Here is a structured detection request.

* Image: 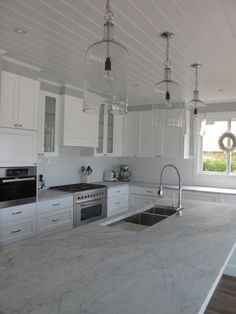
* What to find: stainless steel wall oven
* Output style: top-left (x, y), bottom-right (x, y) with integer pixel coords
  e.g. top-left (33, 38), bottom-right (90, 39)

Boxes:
top-left (0, 167), bottom-right (37, 209)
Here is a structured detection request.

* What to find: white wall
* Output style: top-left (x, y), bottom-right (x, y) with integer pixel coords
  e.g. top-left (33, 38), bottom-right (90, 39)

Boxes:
top-left (38, 146), bottom-right (118, 187)
top-left (118, 156), bottom-right (236, 189)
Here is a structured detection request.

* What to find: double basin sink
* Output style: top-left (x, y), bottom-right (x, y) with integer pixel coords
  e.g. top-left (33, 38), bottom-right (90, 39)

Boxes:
top-left (110, 206), bottom-right (176, 230)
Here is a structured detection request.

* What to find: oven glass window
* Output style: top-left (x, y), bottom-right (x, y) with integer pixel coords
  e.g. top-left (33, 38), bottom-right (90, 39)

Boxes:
top-left (0, 178), bottom-right (36, 202)
top-left (81, 204), bottom-right (102, 221)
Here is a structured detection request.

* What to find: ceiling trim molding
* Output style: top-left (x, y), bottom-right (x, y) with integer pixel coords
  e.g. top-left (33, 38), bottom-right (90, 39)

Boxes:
top-left (3, 56), bottom-right (42, 72)
top-left (64, 83), bottom-right (83, 92)
top-left (39, 78), bottom-right (61, 87)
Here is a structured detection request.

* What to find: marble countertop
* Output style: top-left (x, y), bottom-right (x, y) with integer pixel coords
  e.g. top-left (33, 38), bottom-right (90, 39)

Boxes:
top-left (99, 180), bottom-right (236, 195)
top-left (38, 189), bottom-right (73, 201)
top-left (1, 199), bottom-right (236, 314)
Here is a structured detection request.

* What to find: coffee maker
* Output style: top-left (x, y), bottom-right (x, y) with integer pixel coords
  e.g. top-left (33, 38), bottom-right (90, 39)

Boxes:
top-left (118, 165), bottom-right (131, 182)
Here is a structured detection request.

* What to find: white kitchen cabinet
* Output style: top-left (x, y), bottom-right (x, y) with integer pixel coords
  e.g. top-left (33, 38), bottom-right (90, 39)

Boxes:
top-left (0, 203), bottom-right (36, 225)
top-left (130, 185), bottom-right (158, 197)
top-left (0, 218), bottom-right (36, 246)
top-left (95, 104), bottom-right (123, 156)
top-left (107, 185), bottom-right (129, 217)
top-left (218, 194), bottom-right (236, 205)
top-left (138, 111), bottom-right (157, 158)
top-left (63, 95), bottom-right (99, 147)
top-left (129, 185), bottom-right (158, 208)
top-left (0, 71), bottom-right (39, 130)
top-left (130, 195), bottom-right (156, 208)
top-left (123, 111), bottom-right (139, 157)
top-left (0, 127), bottom-right (37, 166)
top-left (0, 202), bottom-right (37, 246)
top-left (38, 91), bottom-right (60, 157)
top-left (37, 196), bottom-right (73, 237)
top-left (182, 190), bottom-right (218, 202)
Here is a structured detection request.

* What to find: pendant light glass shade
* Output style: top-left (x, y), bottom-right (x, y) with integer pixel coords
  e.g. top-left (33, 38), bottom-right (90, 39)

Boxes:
top-left (186, 63), bottom-right (205, 116)
top-left (152, 32), bottom-right (183, 128)
top-left (83, 0), bottom-right (129, 115)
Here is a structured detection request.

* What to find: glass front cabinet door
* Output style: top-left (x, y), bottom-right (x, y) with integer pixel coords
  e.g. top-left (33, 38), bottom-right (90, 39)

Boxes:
top-left (38, 91), bottom-right (60, 157)
top-left (95, 105), bottom-right (123, 157)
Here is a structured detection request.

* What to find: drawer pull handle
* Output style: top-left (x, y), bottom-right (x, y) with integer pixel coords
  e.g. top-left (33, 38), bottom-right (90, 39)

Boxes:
top-left (18, 124), bottom-right (23, 127)
top-left (116, 191), bottom-right (121, 193)
top-left (14, 123), bottom-right (18, 127)
top-left (146, 190), bottom-right (153, 193)
top-left (115, 202), bottom-right (121, 205)
top-left (52, 218), bottom-right (60, 222)
top-left (12, 211), bottom-right (22, 215)
top-left (11, 229), bottom-right (21, 233)
top-left (52, 203), bottom-right (61, 207)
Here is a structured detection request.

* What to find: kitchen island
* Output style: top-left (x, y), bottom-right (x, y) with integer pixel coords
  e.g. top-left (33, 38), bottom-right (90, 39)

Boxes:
top-left (0, 199), bottom-right (236, 314)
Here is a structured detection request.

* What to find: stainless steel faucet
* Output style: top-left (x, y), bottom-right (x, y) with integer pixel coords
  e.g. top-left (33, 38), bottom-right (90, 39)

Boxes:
top-left (158, 164), bottom-right (183, 216)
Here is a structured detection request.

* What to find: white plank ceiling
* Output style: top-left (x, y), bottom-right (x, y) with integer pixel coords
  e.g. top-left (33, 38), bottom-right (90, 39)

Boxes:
top-left (0, 0), bottom-right (236, 105)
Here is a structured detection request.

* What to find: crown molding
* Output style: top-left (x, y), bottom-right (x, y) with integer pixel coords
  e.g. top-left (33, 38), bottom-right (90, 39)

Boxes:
top-left (39, 78), bottom-right (61, 87)
top-left (2, 56), bottom-right (41, 72)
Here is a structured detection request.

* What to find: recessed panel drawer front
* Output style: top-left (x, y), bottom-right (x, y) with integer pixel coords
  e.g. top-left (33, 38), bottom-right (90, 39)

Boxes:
top-left (108, 185), bottom-right (129, 198)
top-left (37, 196), bottom-right (73, 214)
top-left (130, 195), bottom-right (156, 208)
top-left (108, 195), bottom-right (128, 216)
top-left (0, 203), bottom-right (36, 225)
top-left (38, 209), bottom-right (72, 234)
top-left (130, 185), bottom-right (158, 197)
top-left (0, 218), bottom-right (36, 245)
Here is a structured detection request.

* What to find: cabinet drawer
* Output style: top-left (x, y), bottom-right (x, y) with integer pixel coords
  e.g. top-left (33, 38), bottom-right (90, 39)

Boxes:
top-left (130, 185), bottom-right (158, 197)
top-left (108, 195), bottom-right (129, 217)
top-left (37, 209), bottom-right (72, 234)
top-left (0, 218), bottom-right (36, 246)
top-left (219, 194), bottom-right (236, 205)
top-left (0, 203), bottom-right (36, 225)
top-left (108, 185), bottom-right (129, 198)
top-left (130, 195), bottom-right (156, 208)
top-left (37, 196), bottom-right (73, 214)
top-left (182, 190), bottom-right (218, 203)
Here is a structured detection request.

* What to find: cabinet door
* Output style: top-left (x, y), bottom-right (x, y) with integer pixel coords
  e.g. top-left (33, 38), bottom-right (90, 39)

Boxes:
top-left (123, 111), bottom-right (138, 157)
top-left (130, 195), bottom-right (156, 208)
top-left (18, 76), bottom-right (39, 130)
top-left (0, 127), bottom-right (37, 166)
top-left (63, 95), bottom-right (99, 147)
top-left (39, 92), bottom-right (60, 157)
top-left (0, 71), bottom-right (19, 128)
top-left (138, 111), bottom-right (156, 157)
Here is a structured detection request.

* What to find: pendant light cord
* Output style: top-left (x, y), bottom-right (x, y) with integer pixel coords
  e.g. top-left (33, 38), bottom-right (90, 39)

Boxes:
top-left (195, 66), bottom-right (198, 92)
top-left (165, 36), bottom-right (170, 67)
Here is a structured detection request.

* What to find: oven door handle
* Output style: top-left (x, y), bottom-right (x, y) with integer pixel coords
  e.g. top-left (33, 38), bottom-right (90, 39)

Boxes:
top-left (78, 198), bottom-right (104, 207)
top-left (2, 177), bottom-right (35, 183)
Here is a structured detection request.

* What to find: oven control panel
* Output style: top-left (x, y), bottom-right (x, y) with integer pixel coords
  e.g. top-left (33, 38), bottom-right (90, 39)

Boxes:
top-left (76, 188), bottom-right (107, 203)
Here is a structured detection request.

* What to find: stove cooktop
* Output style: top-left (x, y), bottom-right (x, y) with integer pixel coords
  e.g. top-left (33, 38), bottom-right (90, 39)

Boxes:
top-left (49, 183), bottom-right (107, 193)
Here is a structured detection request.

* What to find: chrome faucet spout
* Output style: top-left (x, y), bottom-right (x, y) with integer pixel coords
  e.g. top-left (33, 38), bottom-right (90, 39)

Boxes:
top-left (158, 164), bottom-right (183, 216)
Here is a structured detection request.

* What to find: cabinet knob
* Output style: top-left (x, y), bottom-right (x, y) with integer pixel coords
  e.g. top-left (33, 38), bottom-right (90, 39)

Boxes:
top-left (11, 229), bottom-right (21, 234)
top-left (11, 211), bottom-right (22, 215)
top-left (18, 124), bottom-right (23, 127)
top-left (14, 123), bottom-right (18, 127)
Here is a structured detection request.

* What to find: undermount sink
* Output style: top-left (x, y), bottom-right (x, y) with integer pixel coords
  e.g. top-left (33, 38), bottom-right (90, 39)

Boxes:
top-left (145, 206), bottom-right (176, 217)
top-left (124, 212), bottom-right (166, 226)
top-left (107, 205), bottom-right (177, 232)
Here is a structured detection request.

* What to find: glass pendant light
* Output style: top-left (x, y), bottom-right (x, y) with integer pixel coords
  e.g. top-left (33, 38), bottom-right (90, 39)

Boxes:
top-left (83, 0), bottom-right (129, 115)
top-left (152, 32), bottom-right (183, 128)
top-left (186, 63), bottom-right (205, 115)
top-left (186, 63), bottom-right (206, 135)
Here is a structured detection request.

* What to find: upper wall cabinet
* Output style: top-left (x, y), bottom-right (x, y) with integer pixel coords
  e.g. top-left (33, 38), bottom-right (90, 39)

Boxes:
top-left (0, 71), bottom-right (39, 130)
top-left (38, 91), bottom-right (60, 157)
top-left (122, 109), bottom-right (190, 159)
top-left (95, 104), bottom-right (123, 157)
top-left (63, 95), bottom-right (99, 147)
top-left (123, 111), bottom-right (139, 157)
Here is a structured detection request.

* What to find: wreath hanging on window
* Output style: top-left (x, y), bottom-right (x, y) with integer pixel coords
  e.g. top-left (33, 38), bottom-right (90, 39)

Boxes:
top-left (218, 132), bottom-right (236, 152)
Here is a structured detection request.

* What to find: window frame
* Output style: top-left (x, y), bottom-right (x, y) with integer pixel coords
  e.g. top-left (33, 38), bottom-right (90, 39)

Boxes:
top-left (194, 112), bottom-right (236, 177)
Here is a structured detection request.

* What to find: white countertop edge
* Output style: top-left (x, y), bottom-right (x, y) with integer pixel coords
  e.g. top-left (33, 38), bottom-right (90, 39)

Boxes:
top-left (198, 241), bottom-right (236, 314)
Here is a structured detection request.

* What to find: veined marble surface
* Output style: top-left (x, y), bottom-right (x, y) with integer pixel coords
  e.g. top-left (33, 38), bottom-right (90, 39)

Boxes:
top-left (98, 180), bottom-right (236, 195)
top-left (1, 199), bottom-right (236, 314)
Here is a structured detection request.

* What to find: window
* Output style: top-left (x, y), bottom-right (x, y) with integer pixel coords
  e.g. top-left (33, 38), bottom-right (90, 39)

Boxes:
top-left (197, 113), bottom-right (236, 175)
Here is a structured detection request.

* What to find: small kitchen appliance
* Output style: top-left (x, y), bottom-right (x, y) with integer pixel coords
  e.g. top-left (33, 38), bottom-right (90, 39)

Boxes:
top-left (103, 170), bottom-right (118, 182)
top-left (50, 183), bottom-right (107, 227)
top-left (118, 165), bottom-right (131, 182)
